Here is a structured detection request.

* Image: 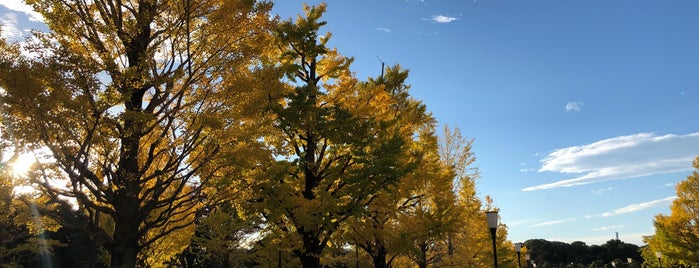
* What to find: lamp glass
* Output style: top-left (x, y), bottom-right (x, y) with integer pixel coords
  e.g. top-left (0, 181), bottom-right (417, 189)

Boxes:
top-left (656, 251), bottom-right (662, 258)
top-left (515, 242), bottom-right (521, 252)
top-left (525, 253), bottom-right (531, 260)
top-left (486, 211), bottom-right (498, 228)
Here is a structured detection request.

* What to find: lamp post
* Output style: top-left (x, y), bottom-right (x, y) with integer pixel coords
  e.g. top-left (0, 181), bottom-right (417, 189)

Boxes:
top-left (525, 252), bottom-right (531, 268)
top-left (515, 242), bottom-right (522, 268)
top-left (486, 211), bottom-right (499, 268)
top-left (655, 252), bottom-right (662, 268)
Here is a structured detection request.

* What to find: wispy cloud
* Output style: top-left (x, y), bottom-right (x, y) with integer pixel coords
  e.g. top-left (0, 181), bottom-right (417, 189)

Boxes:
top-left (0, 0), bottom-right (43, 22)
top-left (523, 132), bottom-right (699, 191)
top-left (519, 162), bottom-right (535, 172)
top-left (426, 15), bottom-right (459, 24)
top-left (599, 197), bottom-right (675, 217)
top-left (531, 196), bottom-right (674, 228)
top-left (590, 187), bottom-right (613, 195)
top-left (565, 101), bottom-right (583, 112)
top-left (375, 27), bottom-right (391, 33)
top-left (531, 217), bottom-right (579, 227)
top-left (592, 225), bottom-right (624, 231)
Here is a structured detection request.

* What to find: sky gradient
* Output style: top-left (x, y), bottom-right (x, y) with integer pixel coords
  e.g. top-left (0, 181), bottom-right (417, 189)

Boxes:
top-left (2, 0), bottom-right (698, 246)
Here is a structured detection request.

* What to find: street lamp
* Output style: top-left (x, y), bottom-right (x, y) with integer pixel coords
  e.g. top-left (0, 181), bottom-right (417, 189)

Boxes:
top-left (628, 257), bottom-right (633, 267)
top-left (612, 261), bottom-right (617, 267)
top-left (656, 252), bottom-right (662, 268)
top-left (515, 242), bottom-right (522, 268)
top-left (525, 252), bottom-right (531, 268)
top-left (486, 211), bottom-right (499, 268)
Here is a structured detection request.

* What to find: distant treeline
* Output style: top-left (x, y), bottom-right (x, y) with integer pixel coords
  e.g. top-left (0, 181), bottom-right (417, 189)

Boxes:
top-left (524, 239), bottom-right (641, 267)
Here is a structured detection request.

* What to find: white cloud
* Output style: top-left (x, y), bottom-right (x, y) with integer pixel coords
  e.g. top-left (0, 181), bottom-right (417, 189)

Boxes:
top-left (430, 15), bottom-right (459, 24)
top-left (592, 225), bottom-right (624, 231)
top-left (599, 197), bottom-right (675, 217)
top-left (376, 27), bottom-right (391, 33)
top-left (0, 0), bottom-right (43, 22)
top-left (590, 187), bottom-right (613, 195)
top-left (565, 101), bottom-right (582, 112)
top-left (531, 217), bottom-right (579, 227)
top-left (523, 132), bottom-right (699, 191)
top-left (0, 13), bottom-right (22, 39)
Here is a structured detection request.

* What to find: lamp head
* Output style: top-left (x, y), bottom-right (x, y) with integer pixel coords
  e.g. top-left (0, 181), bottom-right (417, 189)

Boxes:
top-left (486, 211), bottom-right (498, 229)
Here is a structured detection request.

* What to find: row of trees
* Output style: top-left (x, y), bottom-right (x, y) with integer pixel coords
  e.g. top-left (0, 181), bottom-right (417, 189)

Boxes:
top-left (523, 239), bottom-right (641, 268)
top-left (2, 0), bottom-right (698, 267)
top-left (0, 1), bottom-right (520, 267)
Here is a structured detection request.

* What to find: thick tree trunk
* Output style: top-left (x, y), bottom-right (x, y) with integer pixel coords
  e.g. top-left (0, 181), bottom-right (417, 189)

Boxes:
top-left (296, 230), bottom-right (324, 268)
top-left (372, 255), bottom-right (388, 268)
top-left (109, 239), bottom-right (138, 268)
top-left (299, 254), bottom-right (321, 268)
top-left (109, 191), bottom-right (141, 268)
top-left (370, 242), bottom-right (389, 268)
top-left (110, 218), bottom-right (140, 267)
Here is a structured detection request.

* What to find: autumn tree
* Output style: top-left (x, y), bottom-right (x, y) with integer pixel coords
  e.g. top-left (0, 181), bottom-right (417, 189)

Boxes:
top-left (0, 0), bottom-right (274, 267)
top-left (395, 134), bottom-right (463, 268)
top-left (434, 125), bottom-right (493, 267)
top-left (255, 4), bottom-right (431, 267)
top-left (335, 65), bottom-right (434, 268)
top-left (642, 156), bottom-right (699, 266)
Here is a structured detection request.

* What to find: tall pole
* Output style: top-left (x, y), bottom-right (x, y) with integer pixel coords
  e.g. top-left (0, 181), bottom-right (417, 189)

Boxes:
top-left (525, 253), bottom-right (531, 268)
top-left (490, 228), bottom-right (498, 268)
top-left (515, 243), bottom-right (522, 268)
top-left (487, 211), bottom-right (499, 268)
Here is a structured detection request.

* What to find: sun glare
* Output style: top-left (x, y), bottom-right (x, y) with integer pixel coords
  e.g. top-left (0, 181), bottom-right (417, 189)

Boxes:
top-left (9, 152), bottom-right (36, 176)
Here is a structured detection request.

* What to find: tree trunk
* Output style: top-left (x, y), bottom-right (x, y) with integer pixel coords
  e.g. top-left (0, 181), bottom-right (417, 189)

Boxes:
top-left (299, 254), bottom-right (321, 268)
top-left (296, 230), bottom-right (323, 268)
top-left (109, 195), bottom-right (141, 268)
top-left (109, 242), bottom-right (138, 268)
top-left (371, 244), bottom-right (389, 268)
top-left (417, 242), bottom-right (428, 268)
top-left (372, 255), bottom-right (388, 268)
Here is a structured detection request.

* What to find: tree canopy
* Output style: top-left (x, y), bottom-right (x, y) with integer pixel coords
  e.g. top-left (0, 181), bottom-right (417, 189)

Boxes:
top-left (0, 2), bottom-right (521, 268)
top-left (642, 156), bottom-right (699, 267)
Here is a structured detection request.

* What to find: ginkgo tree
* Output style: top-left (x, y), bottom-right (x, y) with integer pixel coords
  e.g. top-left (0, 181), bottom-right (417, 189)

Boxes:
top-left (338, 67), bottom-right (436, 268)
top-left (642, 156), bottom-right (699, 266)
top-left (0, 0), bottom-right (274, 267)
top-left (253, 4), bottom-right (433, 268)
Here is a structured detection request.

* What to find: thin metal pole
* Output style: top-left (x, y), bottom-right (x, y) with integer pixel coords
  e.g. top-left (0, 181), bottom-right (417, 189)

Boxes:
top-left (490, 228), bottom-right (498, 268)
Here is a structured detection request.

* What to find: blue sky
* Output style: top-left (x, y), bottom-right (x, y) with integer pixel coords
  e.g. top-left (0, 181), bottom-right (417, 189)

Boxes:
top-left (3, 0), bottom-right (699, 246)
